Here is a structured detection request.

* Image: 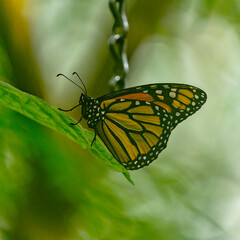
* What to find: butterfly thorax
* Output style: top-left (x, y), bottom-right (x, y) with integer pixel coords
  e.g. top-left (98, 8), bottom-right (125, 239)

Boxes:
top-left (80, 94), bottom-right (104, 129)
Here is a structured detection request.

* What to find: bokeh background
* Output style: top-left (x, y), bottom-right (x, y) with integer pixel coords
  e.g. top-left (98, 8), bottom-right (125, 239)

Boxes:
top-left (1, 0), bottom-right (240, 239)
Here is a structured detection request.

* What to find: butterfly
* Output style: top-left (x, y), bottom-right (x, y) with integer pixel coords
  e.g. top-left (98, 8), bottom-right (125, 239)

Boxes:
top-left (58, 72), bottom-right (207, 170)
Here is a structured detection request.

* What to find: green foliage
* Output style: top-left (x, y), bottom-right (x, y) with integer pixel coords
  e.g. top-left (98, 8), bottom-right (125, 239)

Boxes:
top-left (0, 81), bottom-right (132, 183)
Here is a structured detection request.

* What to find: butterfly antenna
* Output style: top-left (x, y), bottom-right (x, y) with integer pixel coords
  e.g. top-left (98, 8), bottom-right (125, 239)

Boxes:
top-left (72, 72), bottom-right (87, 94)
top-left (57, 73), bottom-right (85, 93)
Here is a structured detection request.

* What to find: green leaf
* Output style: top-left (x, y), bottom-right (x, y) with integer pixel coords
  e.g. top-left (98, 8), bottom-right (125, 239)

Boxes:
top-left (0, 81), bottom-right (133, 184)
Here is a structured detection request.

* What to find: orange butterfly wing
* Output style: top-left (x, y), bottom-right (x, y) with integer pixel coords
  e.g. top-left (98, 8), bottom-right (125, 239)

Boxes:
top-left (95, 84), bottom-right (206, 170)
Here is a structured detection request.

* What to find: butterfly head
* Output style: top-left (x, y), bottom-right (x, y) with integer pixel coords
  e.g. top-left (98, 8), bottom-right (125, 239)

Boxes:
top-left (57, 73), bottom-right (104, 129)
top-left (79, 93), bottom-right (87, 105)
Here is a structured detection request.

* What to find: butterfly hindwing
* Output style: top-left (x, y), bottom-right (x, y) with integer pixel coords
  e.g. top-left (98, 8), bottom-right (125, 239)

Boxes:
top-left (96, 99), bottom-right (172, 170)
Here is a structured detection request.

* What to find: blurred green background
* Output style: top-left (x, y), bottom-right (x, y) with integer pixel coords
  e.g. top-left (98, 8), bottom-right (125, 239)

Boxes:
top-left (1, 0), bottom-right (240, 239)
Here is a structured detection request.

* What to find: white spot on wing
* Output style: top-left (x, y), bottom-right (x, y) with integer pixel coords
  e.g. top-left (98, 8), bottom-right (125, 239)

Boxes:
top-left (169, 92), bottom-right (176, 98)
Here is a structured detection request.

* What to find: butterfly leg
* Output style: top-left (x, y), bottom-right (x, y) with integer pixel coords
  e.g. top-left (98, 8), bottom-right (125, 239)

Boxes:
top-left (58, 104), bottom-right (80, 112)
top-left (69, 117), bottom-right (82, 126)
top-left (91, 131), bottom-right (97, 147)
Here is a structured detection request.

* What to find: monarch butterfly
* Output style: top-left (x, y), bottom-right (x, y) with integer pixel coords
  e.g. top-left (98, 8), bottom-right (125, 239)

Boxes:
top-left (58, 72), bottom-right (207, 170)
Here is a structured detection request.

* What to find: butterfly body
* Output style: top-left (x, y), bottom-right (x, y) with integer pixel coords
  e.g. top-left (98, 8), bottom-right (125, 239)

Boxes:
top-left (79, 94), bottom-right (103, 129)
top-left (76, 83), bottom-right (207, 170)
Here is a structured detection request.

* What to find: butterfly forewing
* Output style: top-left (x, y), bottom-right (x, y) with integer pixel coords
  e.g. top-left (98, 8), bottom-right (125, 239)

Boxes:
top-left (97, 83), bottom-right (207, 129)
top-left (152, 84), bottom-right (207, 129)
